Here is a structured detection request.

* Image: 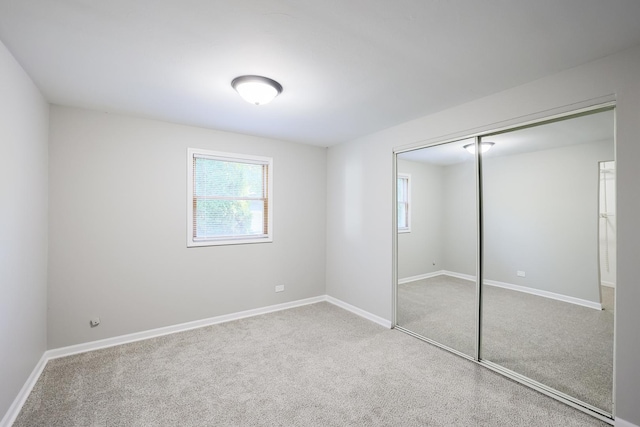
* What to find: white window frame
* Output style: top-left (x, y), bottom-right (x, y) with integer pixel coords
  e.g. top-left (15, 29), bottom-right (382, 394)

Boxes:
top-left (397, 173), bottom-right (411, 233)
top-left (187, 148), bottom-right (273, 247)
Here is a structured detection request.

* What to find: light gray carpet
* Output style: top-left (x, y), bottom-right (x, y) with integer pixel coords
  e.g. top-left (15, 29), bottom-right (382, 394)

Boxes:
top-left (15, 302), bottom-right (608, 426)
top-left (397, 276), bottom-right (614, 413)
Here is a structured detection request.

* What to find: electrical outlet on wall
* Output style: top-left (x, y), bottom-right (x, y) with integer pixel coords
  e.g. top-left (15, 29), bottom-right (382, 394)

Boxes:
top-left (90, 317), bottom-right (100, 327)
top-left (275, 285), bottom-right (285, 293)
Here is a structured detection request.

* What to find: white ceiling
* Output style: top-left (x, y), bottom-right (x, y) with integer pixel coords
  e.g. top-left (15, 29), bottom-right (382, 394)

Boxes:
top-left (1, 1), bottom-right (639, 147)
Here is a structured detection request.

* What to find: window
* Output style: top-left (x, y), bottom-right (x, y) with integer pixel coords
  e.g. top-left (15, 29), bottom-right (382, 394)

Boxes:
top-left (397, 173), bottom-right (411, 233)
top-left (187, 148), bottom-right (273, 247)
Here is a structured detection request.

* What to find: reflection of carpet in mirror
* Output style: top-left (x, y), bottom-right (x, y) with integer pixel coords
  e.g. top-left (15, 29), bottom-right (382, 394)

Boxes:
top-left (397, 276), bottom-right (614, 413)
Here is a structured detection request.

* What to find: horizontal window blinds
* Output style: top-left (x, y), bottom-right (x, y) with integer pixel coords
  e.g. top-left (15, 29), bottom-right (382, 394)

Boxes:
top-left (192, 153), bottom-right (269, 241)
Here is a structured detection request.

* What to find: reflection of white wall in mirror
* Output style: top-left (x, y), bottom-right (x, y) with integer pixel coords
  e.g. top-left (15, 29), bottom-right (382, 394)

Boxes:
top-left (396, 134), bottom-right (613, 306)
top-left (479, 140), bottom-right (613, 305)
top-left (396, 159), bottom-right (444, 279)
top-left (441, 160), bottom-right (477, 276)
top-left (396, 138), bottom-right (477, 282)
top-left (599, 161), bottom-right (616, 287)
top-left (396, 146), bottom-right (477, 281)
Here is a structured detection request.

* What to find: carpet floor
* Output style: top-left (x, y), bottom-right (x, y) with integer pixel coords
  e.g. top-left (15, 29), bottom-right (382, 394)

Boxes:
top-left (15, 302), bottom-right (608, 426)
top-left (397, 275), bottom-right (614, 413)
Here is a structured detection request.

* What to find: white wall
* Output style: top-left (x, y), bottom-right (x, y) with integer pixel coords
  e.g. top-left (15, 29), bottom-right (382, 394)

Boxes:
top-left (0, 41), bottom-right (49, 420)
top-left (48, 106), bottom-right (327, 348)
top-left (441, 160), bottom-right (477, 276)
top-left (326, 137), bottom-right (392, 318)
top-left (325, 45), bottom-right (640, 425)
top-left (483, 140), bottom-right (613, 303)
top-left (396, 156), bottom-right (477, 280)
top-left (399, 140), bottom-right (612, 304)
top-left (429, 140), bottom-right (613, 303)
top-left (396, 159), bottom-right (443, 279)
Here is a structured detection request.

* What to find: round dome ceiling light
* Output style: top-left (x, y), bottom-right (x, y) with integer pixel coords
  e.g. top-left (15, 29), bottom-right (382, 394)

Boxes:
top-left (231, 75), bottom-right (283, 106)
top-left (463, 141), bottom-right (495, 154)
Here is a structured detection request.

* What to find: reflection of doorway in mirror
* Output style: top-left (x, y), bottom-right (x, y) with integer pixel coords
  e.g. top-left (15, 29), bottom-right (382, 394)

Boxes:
top-left (599, 161), bottom-right (616, 290)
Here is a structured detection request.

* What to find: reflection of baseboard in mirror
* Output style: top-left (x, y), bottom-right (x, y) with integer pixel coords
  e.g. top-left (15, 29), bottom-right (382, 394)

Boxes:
top-left (397, 271), bottom-right (446, 284)
top-left (399, 271), bottom-right (603, 310)
top-left (483, 278), bottom-right (602, 310)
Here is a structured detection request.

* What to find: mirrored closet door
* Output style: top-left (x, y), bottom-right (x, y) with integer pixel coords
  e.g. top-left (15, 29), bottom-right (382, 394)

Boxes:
top-left (395, 138), bottom-right (478, 358)
top-left (394, 106), bottom-right (616, 419)
top-left (480, 109), bottom-right (615, 414)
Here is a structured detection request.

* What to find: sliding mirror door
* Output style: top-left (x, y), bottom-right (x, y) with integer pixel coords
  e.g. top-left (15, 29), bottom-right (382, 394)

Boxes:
top-left (396, 138), bottom-right (477, 357)
top-left (480, 109), bottom-right (615, 414)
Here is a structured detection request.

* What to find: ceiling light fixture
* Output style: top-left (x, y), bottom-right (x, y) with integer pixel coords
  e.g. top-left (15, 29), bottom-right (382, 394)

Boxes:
top-left (231, 75), bottom-right (283, 106)
top-left (463, 141), bottom-right (495, 154)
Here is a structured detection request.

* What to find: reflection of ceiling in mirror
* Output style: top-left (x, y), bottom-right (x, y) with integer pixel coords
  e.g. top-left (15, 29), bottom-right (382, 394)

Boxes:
top-left (398, 109), bottom-right (614, 166)
top-left (397, 138), bottom-right (474, 166)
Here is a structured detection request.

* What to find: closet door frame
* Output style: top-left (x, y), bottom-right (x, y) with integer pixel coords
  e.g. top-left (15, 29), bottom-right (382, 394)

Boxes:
top-left (392, 100), bottom-right (616, 424)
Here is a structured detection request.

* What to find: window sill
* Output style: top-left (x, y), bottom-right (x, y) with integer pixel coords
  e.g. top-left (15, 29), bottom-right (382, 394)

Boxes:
top-left (188, 236), bottom-right (273, 247)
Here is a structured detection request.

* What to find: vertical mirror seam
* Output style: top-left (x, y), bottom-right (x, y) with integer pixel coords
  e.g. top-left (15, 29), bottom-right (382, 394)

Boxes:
top-left (475, 135), bottom-right (483, 362)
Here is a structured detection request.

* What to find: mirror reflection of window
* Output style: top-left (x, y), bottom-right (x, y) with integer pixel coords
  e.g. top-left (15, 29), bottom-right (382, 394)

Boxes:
top-left (397, 174), bottom-right (411, 232)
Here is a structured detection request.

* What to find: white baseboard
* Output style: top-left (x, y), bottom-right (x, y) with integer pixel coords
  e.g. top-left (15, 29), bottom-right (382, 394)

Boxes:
top-left (47, 295), bottom-right (326, 360)
top-left (602, 281), bottom-right (616, 288)
top-left (616, 418), bottom-right (640, 427)
top-left (483, 278), bottom-right (602, 310)
top-left (325, 295), bottom-right (393, 329)
top-left (398, 270), bottom-right (446, 284)
top-left (0, 353), bottom-right (48, 427)
top-left (440, 270), bottom-right (602, 310)
top-left (402, 270), bottom-right (603, 311)
top-left (441, 270), bottom-right (476, 282)
top-left (399, 270), bottom-right (477, 284)
top-left (1, 294), bottom-right (392, 424)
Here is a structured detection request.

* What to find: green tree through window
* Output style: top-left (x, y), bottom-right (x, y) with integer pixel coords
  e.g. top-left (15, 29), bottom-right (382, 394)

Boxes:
top-left (189, 150), bottom-right (271, 246)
